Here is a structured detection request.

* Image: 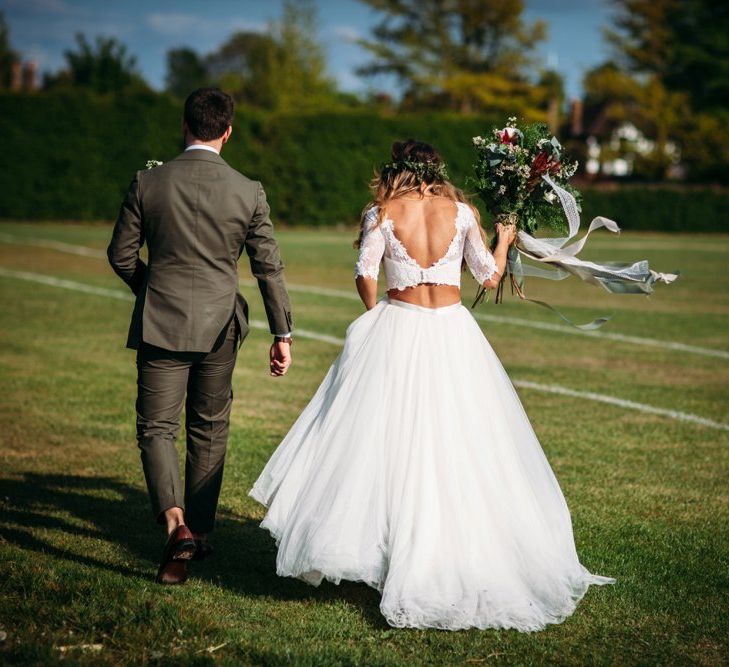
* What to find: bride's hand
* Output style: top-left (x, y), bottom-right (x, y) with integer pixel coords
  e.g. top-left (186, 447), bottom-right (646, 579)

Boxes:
top-left (495, 222), bottom-right (517, 246)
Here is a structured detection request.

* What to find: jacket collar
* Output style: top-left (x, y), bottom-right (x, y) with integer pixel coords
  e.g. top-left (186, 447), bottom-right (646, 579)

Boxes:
top-left (173, 148), bottom-right (228, 166)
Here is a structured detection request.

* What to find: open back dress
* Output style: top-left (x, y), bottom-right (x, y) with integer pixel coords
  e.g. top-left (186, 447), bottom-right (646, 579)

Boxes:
top-left (249, 202), bottom-right (614, 631)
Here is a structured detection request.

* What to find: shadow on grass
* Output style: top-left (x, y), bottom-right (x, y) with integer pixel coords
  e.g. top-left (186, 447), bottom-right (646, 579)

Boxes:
top-left (0, 472), bottom-right (388, 629)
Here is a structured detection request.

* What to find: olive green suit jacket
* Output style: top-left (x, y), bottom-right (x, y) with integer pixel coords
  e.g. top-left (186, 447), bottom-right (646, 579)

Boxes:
top-left (107, 148), bottom-right (293, 352)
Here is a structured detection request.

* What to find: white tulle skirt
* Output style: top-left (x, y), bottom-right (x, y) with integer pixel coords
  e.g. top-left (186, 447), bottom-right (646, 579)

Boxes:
top-left (249, 296), bottom-right (614, 631)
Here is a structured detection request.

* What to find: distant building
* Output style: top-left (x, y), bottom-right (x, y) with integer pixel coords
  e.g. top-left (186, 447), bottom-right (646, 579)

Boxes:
top-left (565, 99), bottom-right (683, 180)
top-left (9, 59), bottom-right (38, 92)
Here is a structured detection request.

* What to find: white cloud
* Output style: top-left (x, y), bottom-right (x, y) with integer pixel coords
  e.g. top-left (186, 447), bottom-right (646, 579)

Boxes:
top-left (330, 24), bottom-right (361, 42)
top-left (145, 12), bottom-right (265, 39)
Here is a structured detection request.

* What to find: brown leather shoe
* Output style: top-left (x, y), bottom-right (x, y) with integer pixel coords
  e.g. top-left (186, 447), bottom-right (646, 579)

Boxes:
top-left (157, 559), bottom-right (188, 585)
top-left (156, 524), bottom-right (196, 584)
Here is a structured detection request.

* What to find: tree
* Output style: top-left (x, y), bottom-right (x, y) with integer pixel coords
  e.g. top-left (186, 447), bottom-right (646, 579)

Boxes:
top-left (665, 0), bottom-right (729, 112)
top-left (166, 0), bottom-right (340, 111)
top-left (593, 0), bottom-right (729, 180)
top-left (582, 61), bottom-right (689, 179)
top-left (165, 48), bottom-right (207, 99)
top-left (0, 12), bottom-right (18, 89)
top-left (205, 31), bottom-right (278, 107)
top-left (265, 0), bottom-right (338, 112)
top-left (605, 0), bottom-right (729, 110)
top-left (46, 33), bottom-right (146, 93)
top-left (356, 0), bottom-right (547, 116)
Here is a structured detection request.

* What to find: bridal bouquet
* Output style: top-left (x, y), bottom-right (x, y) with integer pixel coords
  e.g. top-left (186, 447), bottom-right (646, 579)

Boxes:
top-left (472, 118), bottom-right (578, 237)
top-left (470, 118), bottom-right (678, 328)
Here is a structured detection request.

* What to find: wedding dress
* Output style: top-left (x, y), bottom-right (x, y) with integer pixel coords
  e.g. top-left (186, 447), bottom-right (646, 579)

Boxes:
top-left (249, 202), bottom-right (614, 631)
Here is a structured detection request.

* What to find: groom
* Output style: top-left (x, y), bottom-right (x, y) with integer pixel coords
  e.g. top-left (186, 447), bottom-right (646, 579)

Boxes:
top-left (107, 88), bottom-right (293, 584)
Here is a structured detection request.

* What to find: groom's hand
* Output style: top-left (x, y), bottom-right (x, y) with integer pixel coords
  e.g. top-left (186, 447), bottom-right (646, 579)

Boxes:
top-left (269, 340), bottom-right (292, 377)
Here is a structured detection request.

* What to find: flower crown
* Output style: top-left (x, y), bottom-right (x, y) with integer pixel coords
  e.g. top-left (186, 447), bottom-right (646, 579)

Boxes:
top-left (382, 158), bottom-right (449, 182)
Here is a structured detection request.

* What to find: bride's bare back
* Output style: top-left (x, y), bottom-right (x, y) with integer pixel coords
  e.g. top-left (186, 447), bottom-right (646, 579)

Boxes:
top-left (384, 196), bottom-right (462, 308)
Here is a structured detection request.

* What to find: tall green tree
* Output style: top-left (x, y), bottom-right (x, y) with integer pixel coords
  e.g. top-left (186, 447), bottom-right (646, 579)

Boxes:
top-left (605, 0), bottom-right (729, 111)
top-left (46, 33), bottom-right (146, 93)
top-left (179, 0), bottom-right (339, 112)
top-left (0, 12), bottom-right (18, 89)
top-left (265, 0), bottom-right (339, 112)
top-left (592, 0), bottom-right (729, 180)
top-left (165, 48), bottom-right (207, 99)
top-left (356, 0), bottom-right (547, 116)
top-left (204, 31), bottom-right (278, 108)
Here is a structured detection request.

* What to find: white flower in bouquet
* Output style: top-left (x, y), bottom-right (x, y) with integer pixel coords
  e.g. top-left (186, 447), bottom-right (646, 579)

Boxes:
top-left (146, 160), bottom-right (163, 169)
top-left (469, 116), bottom-right (679, 324)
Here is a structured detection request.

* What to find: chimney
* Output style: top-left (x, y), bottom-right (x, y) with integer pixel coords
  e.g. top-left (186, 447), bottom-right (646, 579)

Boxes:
top-left (569, 98), bottom-right (583, 136)
top-left (10, 60), bottom-right (22, 91)
top-left (22, 61), bottom-right (37, 91)
top-left (547, 97), bottom-right (559, 135)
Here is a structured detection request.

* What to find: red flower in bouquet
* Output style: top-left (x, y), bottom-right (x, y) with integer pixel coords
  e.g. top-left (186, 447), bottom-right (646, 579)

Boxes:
top-left (497, 127), bottom-right (519, 145)
top-left (527, 151), bottom-right (561, 191)
top-left (471, 117), bottom-right (679, 327)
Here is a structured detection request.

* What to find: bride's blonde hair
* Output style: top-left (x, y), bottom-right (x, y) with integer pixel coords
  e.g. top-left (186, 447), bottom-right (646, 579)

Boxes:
top-left (355, 139), bottom-right (484, 250)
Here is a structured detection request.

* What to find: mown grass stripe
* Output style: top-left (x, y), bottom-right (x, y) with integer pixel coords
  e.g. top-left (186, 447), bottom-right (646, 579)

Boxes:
top-left (1, 266), bottom-right (725, 432)
top-left (241, 279), bottom-right (729, 361)
top-left (1, 232), bottom-right (724, 361)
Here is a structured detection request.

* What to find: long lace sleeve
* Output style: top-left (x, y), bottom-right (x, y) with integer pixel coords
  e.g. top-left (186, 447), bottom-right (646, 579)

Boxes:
top-left (354, 207), bottom-right (385, 280)
top-left (463, 212), bottom-right (498, 284)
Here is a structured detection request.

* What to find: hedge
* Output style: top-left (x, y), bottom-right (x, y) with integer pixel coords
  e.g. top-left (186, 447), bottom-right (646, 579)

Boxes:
top-left (0, 91), bottom-right (726, 231)
top-left (580, 186), bottom-right (729, 233)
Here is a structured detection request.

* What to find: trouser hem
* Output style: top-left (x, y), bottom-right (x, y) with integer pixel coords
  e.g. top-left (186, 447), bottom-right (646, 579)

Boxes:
top-left (153, 501), bottom-right (185, 525)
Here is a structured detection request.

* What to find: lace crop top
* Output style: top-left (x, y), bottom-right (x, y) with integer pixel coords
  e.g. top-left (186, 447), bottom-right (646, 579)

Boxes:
top-left (354, 202), bottom-right (498, 291)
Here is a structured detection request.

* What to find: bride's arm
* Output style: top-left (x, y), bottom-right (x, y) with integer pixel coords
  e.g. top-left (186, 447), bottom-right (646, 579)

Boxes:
top-left (464, 215), bottom-right (515, 289)
top-left (356, 276), bottom-right (378, 310)
top-left (354, 209), bottom-right (385, 310)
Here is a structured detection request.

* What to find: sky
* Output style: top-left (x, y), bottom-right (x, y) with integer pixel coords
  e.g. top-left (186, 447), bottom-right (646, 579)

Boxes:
top-left (1, 0), bottom-right (613, 100)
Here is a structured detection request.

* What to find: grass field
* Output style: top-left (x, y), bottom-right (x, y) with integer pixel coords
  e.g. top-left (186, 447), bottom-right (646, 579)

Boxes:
top-left (0, 221), bottom-right (727, 666)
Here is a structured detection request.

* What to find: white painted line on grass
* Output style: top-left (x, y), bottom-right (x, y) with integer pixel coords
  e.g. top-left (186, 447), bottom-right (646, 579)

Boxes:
top-left (1, 232), bottom-right (726, 360)
top-left (513, 380), bottom-right (729, 432)
top-left (0, 267), bottom-right (336, 346)
top-left (0, 266), bottom-right (725, 432)
top-left (0, 267), bottom-right (134, 301)
top-left (470, 312), bottom-right (729, 361)
top-left (0, 233), bottom-right (108, 258)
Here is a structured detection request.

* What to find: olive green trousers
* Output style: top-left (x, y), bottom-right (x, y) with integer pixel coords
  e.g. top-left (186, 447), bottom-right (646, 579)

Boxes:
top-left (135, 316), bottom-right (239, 534)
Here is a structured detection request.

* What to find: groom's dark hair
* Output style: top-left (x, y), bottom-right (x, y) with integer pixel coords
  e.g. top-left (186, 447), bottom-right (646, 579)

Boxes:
top-left (183, 88), bottom-right (234, 141)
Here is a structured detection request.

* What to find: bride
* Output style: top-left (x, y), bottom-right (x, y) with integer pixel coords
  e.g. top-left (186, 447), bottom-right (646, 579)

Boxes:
top-left (249, 139), bottom-right (614, 631)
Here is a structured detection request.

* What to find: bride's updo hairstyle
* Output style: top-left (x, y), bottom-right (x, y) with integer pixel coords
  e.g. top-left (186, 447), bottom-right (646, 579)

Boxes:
top-left (356, 139), bottom-right (481, 249)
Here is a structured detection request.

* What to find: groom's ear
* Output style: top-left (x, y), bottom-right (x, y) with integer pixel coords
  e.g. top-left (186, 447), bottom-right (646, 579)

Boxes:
top-left (221, 125), bottom-right (233, 145)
